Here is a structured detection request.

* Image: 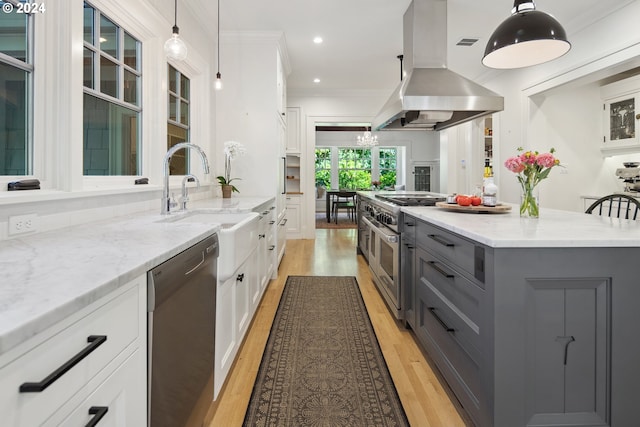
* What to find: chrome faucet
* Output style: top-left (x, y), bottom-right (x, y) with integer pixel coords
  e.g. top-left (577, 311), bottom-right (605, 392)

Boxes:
top-left (162, 142), bottom-right (210, 215)
top-left (180, 174), bottom-right (200, 211)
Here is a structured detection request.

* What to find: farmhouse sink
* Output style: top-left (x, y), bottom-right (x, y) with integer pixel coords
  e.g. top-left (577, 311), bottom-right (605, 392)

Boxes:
top-left (161, 211), bottom-right (260, 281)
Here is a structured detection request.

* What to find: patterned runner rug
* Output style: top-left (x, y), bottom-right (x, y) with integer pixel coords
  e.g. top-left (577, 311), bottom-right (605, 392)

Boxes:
top-left (243, 275), bottom-right (409, 427)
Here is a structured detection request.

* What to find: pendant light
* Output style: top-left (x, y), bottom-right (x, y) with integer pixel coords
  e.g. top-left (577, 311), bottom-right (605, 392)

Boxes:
top-left (214, 0), bottom-right (223, 90)
top-left (357, 126), bottom-right (379, 147)
top-left (164, 0), bottom-right (188, 61)
top-left (482, 0), bottom-right (570, 69)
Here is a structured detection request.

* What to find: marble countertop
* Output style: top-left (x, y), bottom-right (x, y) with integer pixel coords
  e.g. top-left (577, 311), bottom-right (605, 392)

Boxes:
top-left (402, 204), bottom-right (640, 248)
top-left (0, 196), bottom-right (273, 356)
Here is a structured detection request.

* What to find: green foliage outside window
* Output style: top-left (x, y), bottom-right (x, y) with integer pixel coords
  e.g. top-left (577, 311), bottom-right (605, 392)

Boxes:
top-left (315, 148), bottom-right (331, 187)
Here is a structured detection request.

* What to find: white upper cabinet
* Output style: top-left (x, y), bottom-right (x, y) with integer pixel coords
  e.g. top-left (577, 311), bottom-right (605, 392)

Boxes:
top-left (277, 52), bottom-right (287, 121)
top-left (601, 75), bottom-right (640, 156)
top-left (286, 107), bottom-right (302, 154)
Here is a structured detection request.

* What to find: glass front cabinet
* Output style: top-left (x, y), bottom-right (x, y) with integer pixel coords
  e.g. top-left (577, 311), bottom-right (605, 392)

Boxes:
top-left (601, 74), bottom-right (640, 156)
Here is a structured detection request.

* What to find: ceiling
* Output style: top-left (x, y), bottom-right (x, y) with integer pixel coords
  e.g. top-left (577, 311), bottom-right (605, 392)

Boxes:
top-left (192, 0), bottom-right (634, 97)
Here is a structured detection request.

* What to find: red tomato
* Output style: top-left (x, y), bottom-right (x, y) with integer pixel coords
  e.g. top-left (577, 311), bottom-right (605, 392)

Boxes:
top-left (470, 196), bottom-right (482, 206)
top-left (457, 195), bottom-right (472, 206)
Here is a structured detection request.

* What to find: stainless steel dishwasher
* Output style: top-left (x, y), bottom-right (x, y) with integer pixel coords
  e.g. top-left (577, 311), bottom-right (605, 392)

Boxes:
top-left (147, 234), bottom-right (218, 427)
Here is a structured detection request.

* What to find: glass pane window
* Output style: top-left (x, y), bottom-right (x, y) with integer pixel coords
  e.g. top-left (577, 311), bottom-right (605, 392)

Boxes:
top-left (0, 2), bottom-right (32, 176)
top-left (83, 4), bottom-right (94, 44)
top-left (379, 148), bottom-right (397, 188)
top-left (83, 93), bottom-right (139, 175)
top-left (314, 148), bottom-right (331, 188)
top-left (83, 3), bottom-right (141, 176)
top-left (167, 65), bottom-right (190, 175)
top-left (338, 148), bottom-right (371, 189)
top-left (99, 15), bottom-right (118, 59)
top-left (0, 2), bottom-right (28, 61)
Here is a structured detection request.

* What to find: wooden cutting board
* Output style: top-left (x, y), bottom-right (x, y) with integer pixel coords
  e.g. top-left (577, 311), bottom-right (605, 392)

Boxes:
top-left (435, 201), bottom-right (512, 214)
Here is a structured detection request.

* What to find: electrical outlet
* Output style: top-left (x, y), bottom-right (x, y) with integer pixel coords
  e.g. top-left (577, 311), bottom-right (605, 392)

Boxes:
top-left (8, 214), bottom-right (39, 236)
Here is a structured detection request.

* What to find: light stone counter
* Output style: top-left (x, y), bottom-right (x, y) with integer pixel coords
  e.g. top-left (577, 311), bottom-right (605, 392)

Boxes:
top-left (0, 196), bottom-right (272, 356)
top-left (402, 204), bottom-right (640, 248)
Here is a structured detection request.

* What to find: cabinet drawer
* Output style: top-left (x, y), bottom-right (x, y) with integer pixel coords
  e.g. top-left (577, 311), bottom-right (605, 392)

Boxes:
top-left (53, 349), bottom-right (145, 427)
top-left (416, 283), bottom-right (482, 421)
top-left (0, 285), bottom-right (140, 427)
top-left (416, 271), bottom-right (481, 366)
top-left (416, 248), bottom-right (483, 329)
top-left (416, 220), bottom-right (477, 279)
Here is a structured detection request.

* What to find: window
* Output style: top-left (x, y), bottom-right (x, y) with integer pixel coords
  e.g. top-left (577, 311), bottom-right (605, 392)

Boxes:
top-left (379, 148), bottom-right (397, 187)
top-left (338, 148), bottom-right (371, 189)
top-left (167, 65), bottom-right (190, 175)
top-left (315, 146), bottom-right (398, 190)
top-left (0, 1), bottom-right (33, 176)
top-left (314, 147), bottom-right (331, 188)
top-left (83, 2), bottom-right (141, 176)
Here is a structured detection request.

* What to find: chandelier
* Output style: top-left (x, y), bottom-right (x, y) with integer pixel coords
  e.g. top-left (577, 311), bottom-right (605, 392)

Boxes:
top-left (356, 128), bottom-right (378, 147)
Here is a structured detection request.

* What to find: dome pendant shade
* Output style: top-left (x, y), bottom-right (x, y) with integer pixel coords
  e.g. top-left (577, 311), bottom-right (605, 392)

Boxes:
top-left (483, 5), bottom-right (570, 69)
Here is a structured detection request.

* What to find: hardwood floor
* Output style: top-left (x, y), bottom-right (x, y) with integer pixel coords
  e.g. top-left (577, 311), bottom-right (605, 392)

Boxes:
top-left (206, 229), bottom-right (468, 427)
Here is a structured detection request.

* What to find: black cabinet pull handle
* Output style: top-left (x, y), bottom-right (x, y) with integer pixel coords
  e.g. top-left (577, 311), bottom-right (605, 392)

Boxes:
top-left (258, 234), bottom-right (266, 239)
top-left (19, 335), bottom-right (107, 393)
top-left (427, 261), bottom-right (455, 279)
top-left (428, 234), bottom-right (455, 247)
top-left (269, 220), bottom-right (276, 225)
top-left (237, 273), bottom-right (244, 282)
top-left (404, 222), bottom-right (415, 227)
top-left (268, 245), bottom-right (276, 250)
top-left (86, 406), bottom-right (108, 427)
top-left (428, 308), bottom-right (455, 332)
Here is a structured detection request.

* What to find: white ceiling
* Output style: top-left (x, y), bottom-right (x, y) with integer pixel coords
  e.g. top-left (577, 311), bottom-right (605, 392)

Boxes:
top-left (193, 0), bottom-right (634, 96)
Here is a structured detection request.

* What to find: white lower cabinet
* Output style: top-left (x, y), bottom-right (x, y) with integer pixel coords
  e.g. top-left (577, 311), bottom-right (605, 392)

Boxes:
top-left (0, 277), bottom-right (146, 427)
top-left (214, 249), bottom-right (257, 400)
top-left (285, 194), bottom-right (301, 238)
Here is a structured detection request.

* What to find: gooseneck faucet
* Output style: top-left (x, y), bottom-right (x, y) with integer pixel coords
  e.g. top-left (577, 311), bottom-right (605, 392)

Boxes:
top-left (162, 142), bottom-right (210, 215)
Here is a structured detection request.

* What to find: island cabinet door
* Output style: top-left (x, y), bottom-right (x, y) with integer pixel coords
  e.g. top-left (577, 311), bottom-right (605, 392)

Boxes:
top-left (524, 279), bottom-right (610, 427)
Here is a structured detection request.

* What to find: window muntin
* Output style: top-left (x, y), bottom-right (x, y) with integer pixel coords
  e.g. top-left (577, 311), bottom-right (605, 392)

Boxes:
top-left (83, 2), bottom-right (141, 176)
top-left (0, 1), bottom-right (33, 176)
top-left (167, 64), bottom-right (190, 175)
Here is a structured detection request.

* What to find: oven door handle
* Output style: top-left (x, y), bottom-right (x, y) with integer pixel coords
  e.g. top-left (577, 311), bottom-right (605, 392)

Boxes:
top-left (362, 216), bottom-right (399, 244)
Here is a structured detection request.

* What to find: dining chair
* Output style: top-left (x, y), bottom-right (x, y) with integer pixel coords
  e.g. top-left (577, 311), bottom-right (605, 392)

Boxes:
top-left (331, 191), bottom-right (356, 223)
top-left (585, 194), bottom-right (640, 220)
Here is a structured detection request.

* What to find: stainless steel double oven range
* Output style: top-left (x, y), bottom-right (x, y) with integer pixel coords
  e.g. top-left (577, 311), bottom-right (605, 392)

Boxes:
top-left (357, 192), bottom-right (445, 320)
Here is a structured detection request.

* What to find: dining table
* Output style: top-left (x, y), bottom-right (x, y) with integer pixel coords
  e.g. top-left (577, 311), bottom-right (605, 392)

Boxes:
top-left (325, 189), bottom-right (357, 222)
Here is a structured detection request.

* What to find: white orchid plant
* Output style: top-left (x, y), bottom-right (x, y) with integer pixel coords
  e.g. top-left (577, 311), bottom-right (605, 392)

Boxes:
top-left (217, 140), bottom-right (246, 193)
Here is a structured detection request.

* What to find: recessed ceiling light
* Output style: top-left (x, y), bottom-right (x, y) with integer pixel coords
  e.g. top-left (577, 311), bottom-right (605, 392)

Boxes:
top-left (313, 36), bottom-right (323, 44)
top-left (313, 78), bottom-right (320, 83)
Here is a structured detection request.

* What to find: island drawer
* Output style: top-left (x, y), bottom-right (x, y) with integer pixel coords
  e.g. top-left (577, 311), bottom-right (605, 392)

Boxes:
top-left (416, 220), bottom-right (477, 279)
top-left (415, 261), bottom-right (481, 366)
top-left (416, 248), bottom-right (483, 328)
top-left (415, 280), bottom-right (482, 423)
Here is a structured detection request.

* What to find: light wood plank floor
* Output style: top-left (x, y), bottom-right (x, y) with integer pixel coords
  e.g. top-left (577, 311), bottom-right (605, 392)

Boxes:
top-left (206, 229), bottom-right (469, 427)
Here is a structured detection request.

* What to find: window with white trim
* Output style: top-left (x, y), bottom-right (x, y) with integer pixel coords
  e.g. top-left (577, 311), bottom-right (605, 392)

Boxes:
top-left (82, 2), bottom-right (141, 176)
top-left (167, 64), bottom-right (190, 175)
top-left (0, 1), bottom-right (33, 176)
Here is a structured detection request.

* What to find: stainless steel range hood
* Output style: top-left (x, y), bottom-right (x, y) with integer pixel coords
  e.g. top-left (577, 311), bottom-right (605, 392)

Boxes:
top-left (372, 0), bottom-right (504, 131)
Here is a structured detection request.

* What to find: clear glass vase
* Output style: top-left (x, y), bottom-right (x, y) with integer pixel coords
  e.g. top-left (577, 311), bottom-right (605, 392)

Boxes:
top-left (520, 185), bottom-right (539, 218)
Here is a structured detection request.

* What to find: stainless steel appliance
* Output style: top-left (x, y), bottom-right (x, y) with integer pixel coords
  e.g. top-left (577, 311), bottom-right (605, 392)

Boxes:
top-left (358, 192), bottom-right (445, 319)
top-left (616, 163), bottom-right (640, 192)
top-left (147, 234), bottom-right (219, 427)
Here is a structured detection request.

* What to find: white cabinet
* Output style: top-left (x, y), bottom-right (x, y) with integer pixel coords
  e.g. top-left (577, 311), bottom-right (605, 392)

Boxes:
top-left (601, 75), bottom-right (640, 156)
top-left (286, 107), bottom-right (303, 153)
top-left (216, 32), bottom-right (290, 220)
top-left (285, 194), bottom-right (302, 239)
top-left (214, 247), bottom-right (258, 399)
top-left (277, 211), bottom-right (287, 265)
top-left (0, 278), bottom-right (146, 426)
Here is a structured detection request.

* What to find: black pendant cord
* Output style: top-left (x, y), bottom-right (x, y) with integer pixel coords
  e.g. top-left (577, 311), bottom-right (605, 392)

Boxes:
top-left (172, 0), bottom-right (179, 34)
top-left (217, 0), bottom-right (220, 75)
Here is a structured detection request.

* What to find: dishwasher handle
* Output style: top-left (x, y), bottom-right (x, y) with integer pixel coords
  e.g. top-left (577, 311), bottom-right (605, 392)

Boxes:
top-left (184, 252), bottom-right (205, 276)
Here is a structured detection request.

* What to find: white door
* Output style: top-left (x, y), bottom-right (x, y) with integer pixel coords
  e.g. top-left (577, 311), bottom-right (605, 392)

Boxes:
top-left (409, 161), bottom-right (439, 192)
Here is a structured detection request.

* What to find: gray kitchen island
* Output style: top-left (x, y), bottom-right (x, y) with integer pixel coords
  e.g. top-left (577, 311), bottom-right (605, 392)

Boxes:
top-left (400, 205), bottom-right (640, 427)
